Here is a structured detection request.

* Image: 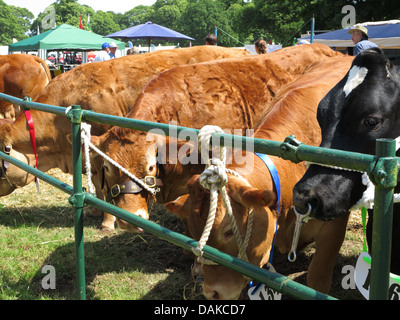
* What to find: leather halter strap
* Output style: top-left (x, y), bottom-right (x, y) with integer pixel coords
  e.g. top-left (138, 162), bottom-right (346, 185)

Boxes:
top-left (102, 160), bottom-right (164, 203)
top-left (0, 146), bottom-right (11, 178)
top-left (105, 175), bottom-right (163, 202)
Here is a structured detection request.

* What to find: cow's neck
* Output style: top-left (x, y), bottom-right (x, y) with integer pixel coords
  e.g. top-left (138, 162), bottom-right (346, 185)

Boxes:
top-left (156, 139), bottom-right (205, 203)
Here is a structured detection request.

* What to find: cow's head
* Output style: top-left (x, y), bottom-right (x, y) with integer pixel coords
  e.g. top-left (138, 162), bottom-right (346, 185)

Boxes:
top-left (293, 48), bottom-right (400, 220)
top-left (166, 174), bottom-right (276, 300)
top-left (91, 127), bottom-right (163, 233)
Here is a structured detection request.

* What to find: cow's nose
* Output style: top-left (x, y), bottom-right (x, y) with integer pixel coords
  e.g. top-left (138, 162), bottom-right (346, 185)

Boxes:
top-left (203, 288), bottom-right (220, 300)
top-left (293, 188), bottom-right (320, 218)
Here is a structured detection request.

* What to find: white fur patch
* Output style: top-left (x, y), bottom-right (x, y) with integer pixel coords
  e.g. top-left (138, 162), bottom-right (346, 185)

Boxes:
top-left (135, 208), bottom-right (149, 220)
top-left (343, 66), bottom-right (368, 97)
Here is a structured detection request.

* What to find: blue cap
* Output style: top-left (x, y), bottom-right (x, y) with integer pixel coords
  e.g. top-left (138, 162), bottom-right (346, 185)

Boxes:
top-left (102, 42), bottom-right (110, 49)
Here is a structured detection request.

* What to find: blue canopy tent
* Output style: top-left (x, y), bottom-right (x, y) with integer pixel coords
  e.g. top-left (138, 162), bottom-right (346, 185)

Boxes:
top-left (304, 21), bottom-right (400, 49)
top-left (106, 21), bottom-right (194, 52)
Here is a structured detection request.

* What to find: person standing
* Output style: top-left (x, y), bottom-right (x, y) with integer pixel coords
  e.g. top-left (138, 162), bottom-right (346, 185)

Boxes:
top-left (205, 34), bottom-right (217, 45)
top-left (254, 39), bottom-right (267, 54)
top-left (108, 42), bottom-right (120, 59)
top-left (93, 42), bottom-right (111, 62)
top-left (348, 24), bottom-right (378, 55)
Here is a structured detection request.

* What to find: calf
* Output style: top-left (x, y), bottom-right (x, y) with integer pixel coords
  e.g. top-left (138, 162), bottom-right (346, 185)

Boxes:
top-left (166, 56), bottom-right (354, 299)
top-left (91, 43), bottom-right (344, 232)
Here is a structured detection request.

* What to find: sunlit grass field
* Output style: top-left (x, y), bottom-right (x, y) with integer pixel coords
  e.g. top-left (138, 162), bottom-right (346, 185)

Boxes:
top-left (0, 169), bottom-right (364, 300)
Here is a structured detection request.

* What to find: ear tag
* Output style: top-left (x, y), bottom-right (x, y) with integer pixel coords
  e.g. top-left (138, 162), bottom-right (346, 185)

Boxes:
top-left (248, 263), bottom-right (282, 300)
top-left (355, 251), bottom-right (400, 300)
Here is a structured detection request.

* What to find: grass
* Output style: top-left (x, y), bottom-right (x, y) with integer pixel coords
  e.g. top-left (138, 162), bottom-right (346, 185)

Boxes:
top-left (0, 169), bottom-right (365, 300)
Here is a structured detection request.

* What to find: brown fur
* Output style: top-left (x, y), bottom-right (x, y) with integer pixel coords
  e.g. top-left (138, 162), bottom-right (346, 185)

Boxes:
top-left (0, 46), bottom-right (249, 198)
top-left (167, 55), bottom-right (355, 299)
top-left (92, 44), bottom-right (345, 232)
top-left (0, 54), bottom-right (51, 119)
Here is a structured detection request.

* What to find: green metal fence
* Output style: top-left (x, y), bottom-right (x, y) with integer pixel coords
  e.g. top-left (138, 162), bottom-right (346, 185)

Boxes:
top-left (0, 93), bottom-right (397, 300)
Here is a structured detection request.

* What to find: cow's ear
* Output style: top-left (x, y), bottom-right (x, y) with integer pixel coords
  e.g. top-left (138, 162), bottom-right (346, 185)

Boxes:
top-left (90, 135), bottom-right (101, 148)
top-left (241, 189), bottom-right (276, 209)
top-left (164, 194), bottom-right (190, 217)
top-left (66, 134), bottom-right (101, 148)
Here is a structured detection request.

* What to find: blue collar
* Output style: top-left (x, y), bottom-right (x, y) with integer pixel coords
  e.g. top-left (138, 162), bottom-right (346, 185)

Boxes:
top-left (254, 152), bottom-right (281, 263)
top-left (249, 153), bottom-right (281, 292)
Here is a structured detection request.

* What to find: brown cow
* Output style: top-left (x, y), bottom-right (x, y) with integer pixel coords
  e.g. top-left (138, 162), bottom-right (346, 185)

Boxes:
top-left (0, 46), bottom-right (248, 201)
top-left (166, 55), bottom-right (354, 299)
top-left (91, 43), bottom-right (343, 232)
top-left (0, 54), bottom-right (51, 120)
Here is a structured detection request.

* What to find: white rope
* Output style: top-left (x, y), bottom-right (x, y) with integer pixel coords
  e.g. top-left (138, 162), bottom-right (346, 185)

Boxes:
top-left (78, 121), bottom-right (157, 196)
top-left (65, 106), bottom-right (95, 193)
top-left (81, 122), bottom-right (95, 194)
top-left (193, 125), bottom-right (252, 264)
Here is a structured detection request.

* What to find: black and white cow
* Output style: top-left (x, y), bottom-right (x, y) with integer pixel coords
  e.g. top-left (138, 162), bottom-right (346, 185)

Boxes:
top-left (293, 47), bottom-right (400, 274)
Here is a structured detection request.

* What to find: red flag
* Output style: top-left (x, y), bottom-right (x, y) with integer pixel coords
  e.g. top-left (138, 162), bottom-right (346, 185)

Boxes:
top-left (80, 15), bottom-right (83, 29)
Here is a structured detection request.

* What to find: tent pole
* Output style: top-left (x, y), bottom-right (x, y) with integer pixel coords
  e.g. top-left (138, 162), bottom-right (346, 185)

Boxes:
top-left (310, 17), bottom-right (315, 44)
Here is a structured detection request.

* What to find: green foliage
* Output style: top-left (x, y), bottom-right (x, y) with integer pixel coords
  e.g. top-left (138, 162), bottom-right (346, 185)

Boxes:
top-left (1, 0), bottom-right (400, 47)
top-left (91, 11), bottom-right (121, 36)
top-left (0, 0), bottom-right (33, 45)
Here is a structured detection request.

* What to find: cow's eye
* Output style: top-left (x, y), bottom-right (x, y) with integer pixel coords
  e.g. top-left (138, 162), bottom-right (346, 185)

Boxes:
top-left (364, 117), bottom-right (382, 129)
top-left (224, 229), bottom-right (234, 241)
top-left (102, 163), bottom-right (110, 173)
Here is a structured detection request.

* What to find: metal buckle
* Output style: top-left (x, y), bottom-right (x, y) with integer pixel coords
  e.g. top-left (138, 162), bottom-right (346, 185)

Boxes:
top-left (110, 184), bottom-right (121, 198)
top-left (144, 176), bottom-right (156, 187)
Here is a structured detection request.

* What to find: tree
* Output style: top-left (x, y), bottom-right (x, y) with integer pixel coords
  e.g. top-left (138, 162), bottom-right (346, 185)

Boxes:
top-left (5, 0), bottom-right (400, 49)
top-left (91, 11), bottom-right (121, 36)
top-left (0, 0), bottom-right (32, 45)
top-left (179, 0), bottom-right (235, 46)
top-left (251, 0), bottom-right (309, 45)
top-left (53, 0), bottom-right (81, 27)
top-left (121, 5), bottom-right (154, 28)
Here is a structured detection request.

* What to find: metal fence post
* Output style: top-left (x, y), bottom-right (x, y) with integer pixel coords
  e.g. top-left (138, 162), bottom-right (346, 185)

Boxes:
top-left (66, 105), bottom-right (86, 300)
top-left (369, 138), bottom-right (397, 300)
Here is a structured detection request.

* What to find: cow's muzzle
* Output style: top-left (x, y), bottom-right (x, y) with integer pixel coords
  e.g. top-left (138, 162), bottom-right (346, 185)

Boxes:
top-left (105, 176), bottom-right (163, 202)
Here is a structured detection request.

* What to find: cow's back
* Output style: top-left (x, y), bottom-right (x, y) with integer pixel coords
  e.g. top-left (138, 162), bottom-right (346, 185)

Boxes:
top-left (0, 54), bottom-right (51, 118)
top-left (129, 43), bottom-right (344, 132)
top-left (254, 54), bottom-right (355, 146)
top-left (33, 46), bottom-right (249, 135)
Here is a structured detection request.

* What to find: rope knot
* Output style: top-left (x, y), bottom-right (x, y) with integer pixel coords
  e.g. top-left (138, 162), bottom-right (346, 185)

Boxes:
top-left (199, 158), bottom-right (228, 191)
top-left (198, 125), bottom-right (226, 166)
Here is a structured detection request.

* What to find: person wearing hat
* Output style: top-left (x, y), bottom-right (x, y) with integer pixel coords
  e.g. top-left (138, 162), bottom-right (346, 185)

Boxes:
top-left (108, 41), bottom-right (120, 59)
top-left (93, 42), bottom-right (111, 62)
top-left (254, 39), bottom-right (267, 54)
top-left (348, 24), bottom-right (378, 56)
top-left (205, 34), bottom-right (217, 45)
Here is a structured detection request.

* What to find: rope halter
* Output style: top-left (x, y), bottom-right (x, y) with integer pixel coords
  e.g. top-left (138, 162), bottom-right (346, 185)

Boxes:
top-left (79, 121), bottom-right (161, 199)
top-left (192, 125), bottom-right (254, 265)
